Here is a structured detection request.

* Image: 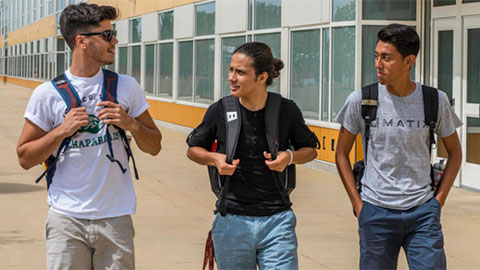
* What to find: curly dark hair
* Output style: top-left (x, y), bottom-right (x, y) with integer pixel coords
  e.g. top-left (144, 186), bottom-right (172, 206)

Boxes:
top-left (233, 42), bottom-right (284, 86)
top-left (60, 3), bottom-right (118, 50)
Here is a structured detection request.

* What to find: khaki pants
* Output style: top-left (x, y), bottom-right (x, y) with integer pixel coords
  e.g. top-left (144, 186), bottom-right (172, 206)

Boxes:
top-left (45, 209), bottom-right (135, 270)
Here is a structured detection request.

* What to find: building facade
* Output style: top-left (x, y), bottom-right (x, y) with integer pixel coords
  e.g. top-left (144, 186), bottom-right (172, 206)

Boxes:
top-left (0, 0), bottom-right (479, 190)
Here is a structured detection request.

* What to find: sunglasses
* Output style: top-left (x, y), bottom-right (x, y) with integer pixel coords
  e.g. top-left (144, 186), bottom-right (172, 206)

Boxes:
top-left (79, 30), bottom-right (117, 42)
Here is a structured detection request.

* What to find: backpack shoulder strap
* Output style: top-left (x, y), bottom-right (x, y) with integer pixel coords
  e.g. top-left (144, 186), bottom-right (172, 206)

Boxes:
top-left (361, 83), bottom-right (378, 122)
top-left (217, 95), bottom-right (241, 216)
top-left (265, 92), bottom-right (282, 160)
top-left (422, 85), bottom-right (439, 155)
top-left (102, 69), bottom-right (119, 103)
top-left (51, 73), bottom-right (82, 110)
top-left (37, 73), bottom-right (81, 188)
top-left (222, 95), bottom-right (241, 164)
top-left (100, 69), bottom-right (139, 179)
top-left (360, 83), bottom-right (379, 165)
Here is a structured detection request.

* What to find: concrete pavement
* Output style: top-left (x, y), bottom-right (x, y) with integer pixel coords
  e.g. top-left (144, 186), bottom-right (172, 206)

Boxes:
top-left (1, 82), bottom-right (480, 269)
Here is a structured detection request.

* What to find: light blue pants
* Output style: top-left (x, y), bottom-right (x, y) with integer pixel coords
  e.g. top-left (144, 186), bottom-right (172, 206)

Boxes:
top-left (211, 209), bottom-right (298, 270)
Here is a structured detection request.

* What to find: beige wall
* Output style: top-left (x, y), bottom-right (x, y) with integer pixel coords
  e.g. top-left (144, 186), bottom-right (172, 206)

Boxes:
top-left (7, 16), bottom-right (56, 46)
top-left (4, 0), bottom-right (203, 46)
top-left (89, 0), bottom-right (203, 20)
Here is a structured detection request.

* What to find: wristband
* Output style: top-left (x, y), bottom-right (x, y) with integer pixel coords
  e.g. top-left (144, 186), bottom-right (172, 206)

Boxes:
top-left (286, 149), bottom-right (293, 165)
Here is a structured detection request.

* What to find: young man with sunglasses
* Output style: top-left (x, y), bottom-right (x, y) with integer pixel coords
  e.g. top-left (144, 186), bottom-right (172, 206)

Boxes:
top-left (16, 3), bottom-right (162, 268)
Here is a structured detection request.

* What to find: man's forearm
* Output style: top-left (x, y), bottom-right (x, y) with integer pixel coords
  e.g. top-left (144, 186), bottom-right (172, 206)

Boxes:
top-left (435, 150), bottom-right (462, 206)
top-left (290, 147), bottom-right (317, 164)
top-left (129, 119), bottom-right (162, 156)
top-left (17, 127), bottom-right (68, 170)
top-left (336, 152), bottom-right (363, 213)
top-left (187, 146), bottom-right (217, 166)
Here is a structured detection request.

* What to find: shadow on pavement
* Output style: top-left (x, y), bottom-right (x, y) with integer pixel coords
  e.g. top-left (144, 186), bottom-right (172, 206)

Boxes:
top-left (0, 182), bottom-right (45, 194)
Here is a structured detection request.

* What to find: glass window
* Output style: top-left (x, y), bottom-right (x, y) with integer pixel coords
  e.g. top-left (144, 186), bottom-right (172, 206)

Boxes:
top-left (290, 29), bottom-right (320, 120)
top-left (467, 28), bottom-right (480, 103)
top-left (41, 54), bottom-right (46, 79)
top-left (434, 0), bottom-right (456, 6)
top-left (56, 53), bottom-right (65, 76)
top-left (464, 0), bottom-right (480, 3)
top-left (248, 0), bottom-right (253, 30)
top-left (195, 39), bottom-right (215, 104)
top-left (49, 53), bottom-right (54, 79)
top-left (332, 26), bottom-right (355, 119)
top-left (333, 0), bottom-right (355, 22)
top-left (57, 38), bottom-right (65, 51)
top-left (40, 0), bottom-right (45, 18)
top-left (33, 55), bottom-right (39, 78)
top-left (131, 45), bottom-right (141, 84)
top-left (255, 0), bottom-right (281, 30)
top-left (130, 18), bottom-right (142, 43)
top-left (178, 41), bottom-right (193, 101)
top-left (362, 25), bottom-right (384, 86)
top-left (159, 11), bottom-right (174, 40)
top-left (254, 33), bottom-right (281, 93)
top-left (363, 0), bottom-right (416, 20)
top-left (33, 0), bottom-right (37, 21)
top-left (221, 36), bottom-right (245, 97)
top-left (57, 0), bottom-right (66, 12)
top-left (467, 117), bottom-right (480, 165)
top-left (436, 30), bottom-right (454, 159)
top-left (158, 43), bottom-right (173, 98)
top-left (195, 2), bottom-right (215, 36)
top-left (322, 28), bottom-right (330, 121)
top-left (438, 30), bottom-right (453, 101)
top-left (144, 44), bottom-right (155, 96)
top-left (118, 46), bottom-right (128, 75)
top-left (67, 51), bottom-right (72, 67)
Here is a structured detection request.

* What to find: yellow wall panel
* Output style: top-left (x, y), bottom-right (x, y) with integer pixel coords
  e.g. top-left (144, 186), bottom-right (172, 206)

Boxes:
top-left (148, 99), bottom-right (206, 128)
top-left (8, 16), bottom-right (56, 46)
top-left (6, 77), bottom-right (43, 89)
top-left (89, 0), bottom-right (197, 20)
top-left (0, 36), bottom-right (4, 48)
top-left (308, 126), bottom-right (323, 161)
top-left (173, 0), bottom-right (199, 7)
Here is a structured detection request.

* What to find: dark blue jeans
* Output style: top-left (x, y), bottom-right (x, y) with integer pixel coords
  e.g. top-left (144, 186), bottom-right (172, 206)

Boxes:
top-left (359, 197), bottom-right (446, 270)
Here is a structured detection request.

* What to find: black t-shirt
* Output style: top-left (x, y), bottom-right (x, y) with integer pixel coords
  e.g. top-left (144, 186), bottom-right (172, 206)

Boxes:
top-left (187, 96), bottom-right (318, 216)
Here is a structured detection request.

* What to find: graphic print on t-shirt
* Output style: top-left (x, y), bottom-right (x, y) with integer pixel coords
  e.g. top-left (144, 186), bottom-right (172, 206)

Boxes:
top-left (78, 114), bottom-right (105, 134)
top-left (68, 114), bottom-right (121, 150)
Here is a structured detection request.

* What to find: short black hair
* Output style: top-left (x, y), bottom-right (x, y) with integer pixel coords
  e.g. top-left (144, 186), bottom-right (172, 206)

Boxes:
top-left (377, 24), bottom-right (420, 58)
top-left (60, 3), bottom-right (118, 50)
top-left (233, 42), bottom-right (284, 86)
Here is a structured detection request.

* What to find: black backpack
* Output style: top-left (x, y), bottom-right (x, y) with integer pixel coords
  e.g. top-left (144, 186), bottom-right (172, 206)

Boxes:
top-left (208, 92), bottom-right (295, 216)
top-left (353, 83), bottom-right (439, 193)
top-left (35, 69), bottom-right (139, 189)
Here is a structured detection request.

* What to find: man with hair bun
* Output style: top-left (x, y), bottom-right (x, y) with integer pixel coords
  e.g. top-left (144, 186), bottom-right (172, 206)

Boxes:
top-left (187, 42), bottom-right (318, 269)
top-left (17, 3), bottom-right (162, 269)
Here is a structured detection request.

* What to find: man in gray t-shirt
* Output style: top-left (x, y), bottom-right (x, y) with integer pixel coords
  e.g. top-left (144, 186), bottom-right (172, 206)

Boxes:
top-left (335, 24), bottom-right (462, 269)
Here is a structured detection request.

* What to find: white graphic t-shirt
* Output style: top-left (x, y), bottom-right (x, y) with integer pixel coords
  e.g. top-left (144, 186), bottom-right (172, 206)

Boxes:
top-left (25, 68), bottom-right (149, 219)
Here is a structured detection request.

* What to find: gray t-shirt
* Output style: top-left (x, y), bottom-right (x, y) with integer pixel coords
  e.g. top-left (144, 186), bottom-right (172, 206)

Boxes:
top-left (335, 82), bottom-right (462, 210)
